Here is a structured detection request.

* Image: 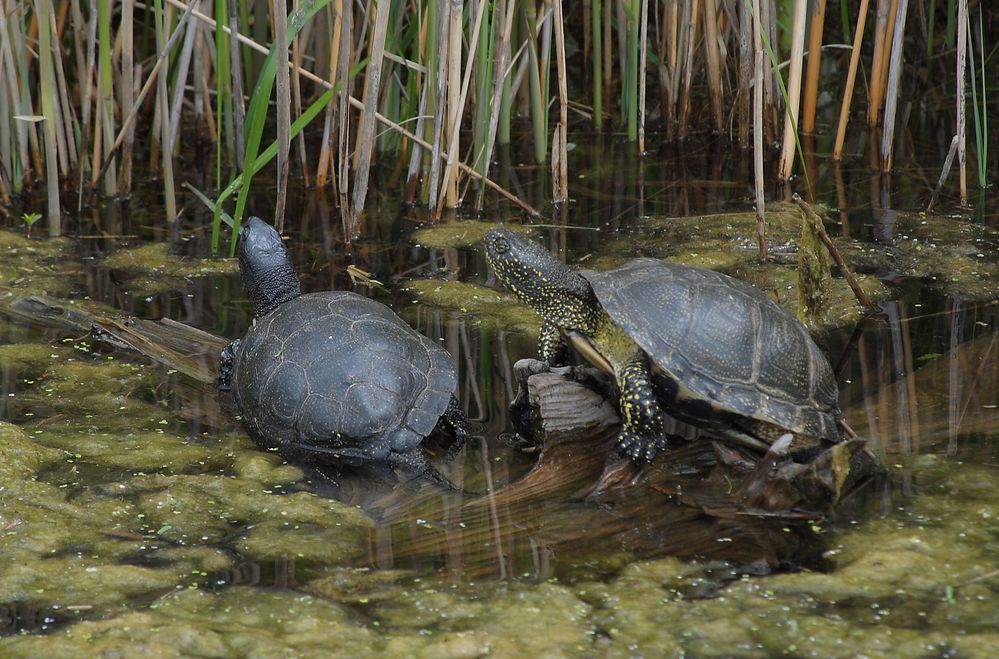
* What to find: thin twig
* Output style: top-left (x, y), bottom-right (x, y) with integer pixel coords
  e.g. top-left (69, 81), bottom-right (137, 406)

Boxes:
top-left (793, 194), bottom-right (878, 313)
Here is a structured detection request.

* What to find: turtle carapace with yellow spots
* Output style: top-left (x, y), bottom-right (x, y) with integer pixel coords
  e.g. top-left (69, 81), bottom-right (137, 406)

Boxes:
top-left (484, 228), bottom-right (842, 463)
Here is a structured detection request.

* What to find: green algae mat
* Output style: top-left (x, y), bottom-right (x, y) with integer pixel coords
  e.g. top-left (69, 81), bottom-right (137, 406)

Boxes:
top-left (2, 213), bottom-right (999, 658)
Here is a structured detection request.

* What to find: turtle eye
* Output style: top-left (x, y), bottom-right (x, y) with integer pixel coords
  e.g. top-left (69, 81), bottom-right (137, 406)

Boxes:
top-left (493, 237), bottom-right (510, 254)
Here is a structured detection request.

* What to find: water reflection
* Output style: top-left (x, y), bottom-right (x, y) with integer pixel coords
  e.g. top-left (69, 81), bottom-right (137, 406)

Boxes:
top-left (1, 137), bottom-right (998, 643)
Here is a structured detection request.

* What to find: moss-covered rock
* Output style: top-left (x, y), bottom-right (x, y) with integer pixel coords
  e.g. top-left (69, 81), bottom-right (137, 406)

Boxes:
top-left (0, 421), bottom-right (63, 480)
top-left (410, 220), bottom-right (534, 250)
top-left (403, 279), bottom-right (540, 336)
top-left (102, 242), bottom-right (238, 294)
top-left (0, 587), bottom-right (374, 658)
top-left (374, 582), bottom-right (593, 657)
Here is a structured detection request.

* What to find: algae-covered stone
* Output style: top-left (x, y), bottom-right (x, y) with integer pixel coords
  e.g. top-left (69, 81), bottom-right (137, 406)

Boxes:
top-left (230, 451), bottom-right (304, 483)
top-left (373, 582), bottom-right (593, 657)
top-left (411, 220), bottom-right (533, 250)
top-left (304, 566), bottom-right (410, 604)
top-left (0, 231), bottom-right (76, 297)
top-left (103, 242), bottom-right (239, 277)
top-left (126, 473), bottom-right (371, 560)
top-left (404, 279), bottom-right (540, 336)
top-left (102, 242), bottom-right (238, 295)
top-left (0, 587), bottom-right (375, 658)
top-left (15, 358), bottom-right (162, 423)
top-left (32, 427), bottom-right (227, 472)
top-left (0, 343), bottom-right (71, 370)
top-left (0, 421), bottom-right (63, 480)
top-left (1, 561), bottom-right (188, 610)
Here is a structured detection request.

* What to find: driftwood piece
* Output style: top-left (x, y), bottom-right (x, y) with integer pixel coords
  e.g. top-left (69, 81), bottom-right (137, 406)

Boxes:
top-left (1, 294), bottom-right (230, 428)
top-left (494, 359), bottom-right (880, 519)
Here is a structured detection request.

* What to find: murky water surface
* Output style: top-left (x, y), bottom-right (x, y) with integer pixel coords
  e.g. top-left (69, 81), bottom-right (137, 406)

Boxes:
top-left (1, 137), bottom-right (998, 656)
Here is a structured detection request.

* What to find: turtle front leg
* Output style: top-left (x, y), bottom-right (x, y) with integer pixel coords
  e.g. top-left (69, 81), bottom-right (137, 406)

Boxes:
top-left (539, 321), bottom-right (569, 365)
top-left (614, 353), bottom-right (669, 462)
top-left (216, 339), bottom-right (241, 392)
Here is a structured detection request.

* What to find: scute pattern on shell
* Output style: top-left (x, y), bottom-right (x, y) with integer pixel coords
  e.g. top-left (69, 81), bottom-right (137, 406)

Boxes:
top-left (232, 291), bottom-right (456, 460)
top-left (584, 258), bottom-right (841, 440)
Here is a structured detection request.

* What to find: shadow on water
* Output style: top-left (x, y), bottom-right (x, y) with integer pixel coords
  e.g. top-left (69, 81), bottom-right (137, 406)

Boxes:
top-left (1, 136), bottom-right (998, 651)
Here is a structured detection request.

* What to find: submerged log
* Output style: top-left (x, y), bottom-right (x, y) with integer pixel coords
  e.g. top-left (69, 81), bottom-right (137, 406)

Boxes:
top-left (494, 358), bottom-right (881, 519)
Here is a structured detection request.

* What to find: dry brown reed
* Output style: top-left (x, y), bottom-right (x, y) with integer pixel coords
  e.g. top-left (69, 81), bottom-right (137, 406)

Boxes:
top-left (0, 0), bottom-right (983, 239)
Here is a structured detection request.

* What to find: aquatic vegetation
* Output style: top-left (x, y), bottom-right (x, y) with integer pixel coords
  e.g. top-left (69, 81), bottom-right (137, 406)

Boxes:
top-left (101, 243), bottom-right (239, 294)
top-left (410, 220), bottom-right (534, 250)
top-left (403, 279), bottom-right (540, 336)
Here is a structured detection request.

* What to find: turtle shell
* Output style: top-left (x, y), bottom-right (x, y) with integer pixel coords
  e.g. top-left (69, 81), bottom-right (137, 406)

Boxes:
top-left (582, 259), bottom-right (840, 441)
top-left (231, 291), bottom-right (456, 461)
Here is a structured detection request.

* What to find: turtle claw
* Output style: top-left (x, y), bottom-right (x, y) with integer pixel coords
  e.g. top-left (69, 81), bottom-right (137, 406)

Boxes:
top-left (615, 428), bottom-right (667, 464)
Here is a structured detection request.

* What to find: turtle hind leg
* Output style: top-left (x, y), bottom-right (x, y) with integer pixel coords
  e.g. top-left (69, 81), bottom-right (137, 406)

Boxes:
top-left (441, 395), bottom-right (468, 462)
top-left (615, 353), bottom-right (669, 463)
top-left (388, 448), bottom-right (470, 493)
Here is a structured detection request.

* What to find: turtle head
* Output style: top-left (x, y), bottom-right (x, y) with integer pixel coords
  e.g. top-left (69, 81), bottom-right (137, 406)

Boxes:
top-left (237, 217), bottom-right (301, 317)
top-left (484, 228), bottom-right (597, 333)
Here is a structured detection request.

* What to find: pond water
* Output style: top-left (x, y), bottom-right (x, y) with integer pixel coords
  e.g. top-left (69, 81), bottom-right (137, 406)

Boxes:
top-left (1, 134), bottom-right (998, 657)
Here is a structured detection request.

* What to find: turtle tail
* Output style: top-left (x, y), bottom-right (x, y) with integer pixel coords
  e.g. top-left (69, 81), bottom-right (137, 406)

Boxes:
top-left (389, 449), bottom-right (471, 494)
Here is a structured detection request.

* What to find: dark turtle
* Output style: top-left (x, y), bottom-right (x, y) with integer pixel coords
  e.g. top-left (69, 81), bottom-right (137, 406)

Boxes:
top-left (218, 217), bottom-right (465, 483)
top-left (484, 228), bottom-right (842, 463)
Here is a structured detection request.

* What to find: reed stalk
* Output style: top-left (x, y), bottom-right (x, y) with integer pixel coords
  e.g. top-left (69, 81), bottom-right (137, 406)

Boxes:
top-left (19, 3), bottom-right (43, 181)
top-left (350, 0), bottom-right (390, 221)
top-left (426, 0), bottom-right (447, 210)
top-left (880, 0), bottom-right (909, 173)
top-left (153, 0), bottom-right (177, 224)
top-left (867, 0), bottom-right (889, 125)
top-left (273, 0), bottom-right (291, 231)
top-left (228, 0), bottom-right (328, 252)
top-left (336, 0), bottom-right (351, 231)
top-left (291, 0), bottom-right (309, 186)
top-left (702, 0), bottom-right (723, 133)
top-left (751, 0), bottom-right (766, 260)
top-left (523, 1), bottom-right (546, 164)
top-left (638, 0), bottom-right (649, 150)
top-left (737, 0), bottom-right (751, 146)
top-left (478, 0), bottom-right (516, 211)
top-left (625, 0), bottom-right (640, 141)
top-left (591, 0), bottom-right (602, 130)
top-left (498, 18), bottom-right (513, 145)
top-left (801, 0), bottom-right (826, 133)
top-left (967, 6), bottom-right (987, 189)
top-left (228, 0), bottom-right (246, 164)
top-left (957, 0), bottom-right (968, 205)
top-left (215, 0), bottom-right (233, 161)
top-left (212, 0), bottom-right (231, 253)
top-left (34, 0), bottom-right (60, 235)
top-left (435, 0), bottom-right (489, 216)
top-left (833, 0), bottom-right (870, 160)
top-left (36, 10), bottom-right (66, 181)
top-left (778, 0), bottom-right (807, 180)
top-left (403, 2), bottom-right (429, 202)
top-left (93, 3), bottom-right (196, 189)
top-left (168, 13), bottom-right (198, 151)
top-left (552, 0), bottom-right (569, 202)
top-left (316, 0), bottom-right (341, 189)
top-left (118, 0), bottom-right (135, 195)
top-left (472, 0), bottom-right (495, 190)
top-left (96, 0), bottom-right (117, 194)
top-left (50, 11), bottom-right (77, 175)
top-left (678, 0), bottom-right (700, 139)
top-left (442, 0), bottom-right (462, 207)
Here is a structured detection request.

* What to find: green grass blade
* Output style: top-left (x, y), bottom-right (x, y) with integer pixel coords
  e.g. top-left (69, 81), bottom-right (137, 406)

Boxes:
top-left (215, 85), bottom-right (337, 225)
top-left (223, 0), bottom-right (330, 255)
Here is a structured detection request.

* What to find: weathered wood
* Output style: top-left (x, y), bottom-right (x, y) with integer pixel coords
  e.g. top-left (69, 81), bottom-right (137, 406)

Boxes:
top-left (494, 360), bottom-right (879, 519)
